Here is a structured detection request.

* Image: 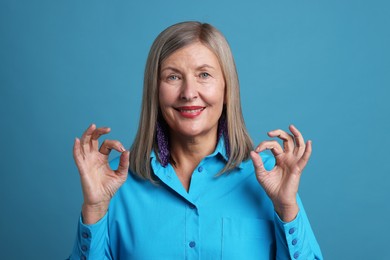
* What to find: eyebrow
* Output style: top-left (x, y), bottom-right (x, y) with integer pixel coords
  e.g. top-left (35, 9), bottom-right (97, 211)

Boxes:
top-left (160, 64), bottom-right (216, 74)
top-left (196, 64), bottom-right (216, 71)
top-left (160, 67), bottom-right (181, 74)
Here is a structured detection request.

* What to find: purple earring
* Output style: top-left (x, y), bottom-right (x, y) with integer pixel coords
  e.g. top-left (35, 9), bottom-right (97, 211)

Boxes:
top-left (218, 113), bottom-right (230, 158)
top-left (156, 119), bottom-right (170, 167)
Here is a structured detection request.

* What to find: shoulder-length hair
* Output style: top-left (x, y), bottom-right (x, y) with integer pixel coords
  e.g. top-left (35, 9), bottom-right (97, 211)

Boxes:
top-left (129, 21), bottom-right (253, 180)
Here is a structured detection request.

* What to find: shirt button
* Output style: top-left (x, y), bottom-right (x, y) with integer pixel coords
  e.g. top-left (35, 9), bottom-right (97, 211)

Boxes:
top-left (293, 252), bottom-right (300, 259)
top-left (81, 255), bottom-right (86, 260)
top-left (81, 245), bottom-right (88, 251)
top-left (82, 232), bottom-right (89, 238)
top-left (197, 166), bottom-right (203, 172)
top-left (189, 241), bottom-right (196, 248)
top-left (292, 238), bottom-right (298, 245)
top-left (289, 228), bottom-right (295, 234)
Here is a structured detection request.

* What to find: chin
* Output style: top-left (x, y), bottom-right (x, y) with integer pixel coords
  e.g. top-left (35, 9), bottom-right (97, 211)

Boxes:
top-left (177, 125), bottom-right (217, 139)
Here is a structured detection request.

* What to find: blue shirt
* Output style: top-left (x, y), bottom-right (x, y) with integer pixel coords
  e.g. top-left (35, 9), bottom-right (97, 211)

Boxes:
top-left (70, 138), bottom-right (323, 259)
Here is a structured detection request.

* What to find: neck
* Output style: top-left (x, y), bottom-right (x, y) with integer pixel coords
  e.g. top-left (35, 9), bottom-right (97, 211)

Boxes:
top-left (169, 131), bottom-right (218, 192)
top-left (169, 132), bottom-right (217, 167)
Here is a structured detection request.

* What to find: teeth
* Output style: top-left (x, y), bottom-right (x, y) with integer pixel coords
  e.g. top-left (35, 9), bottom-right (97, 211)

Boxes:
top-left (180, 109), bottom-right (202, 113)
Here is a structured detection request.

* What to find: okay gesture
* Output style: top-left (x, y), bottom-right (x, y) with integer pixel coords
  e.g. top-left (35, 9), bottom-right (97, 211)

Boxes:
top-left (73, 124), bottom-right (130, 224)
top-left (250, 125), bottom-right (312, 222)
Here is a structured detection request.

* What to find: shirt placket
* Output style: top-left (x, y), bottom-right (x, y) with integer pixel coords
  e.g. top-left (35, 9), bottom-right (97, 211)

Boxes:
top-left (153, 157), bottom-right (210, 259)
top-left (185, 201), bottom-right (200, 260)
top-left (185, 163), bottom-right (210, 260)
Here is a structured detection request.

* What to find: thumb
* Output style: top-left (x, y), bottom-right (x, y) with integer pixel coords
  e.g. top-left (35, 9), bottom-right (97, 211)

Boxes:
top-left (250, 151), bottom-right (267, 176)
top-left (116, 150), bottom-right (130, 175)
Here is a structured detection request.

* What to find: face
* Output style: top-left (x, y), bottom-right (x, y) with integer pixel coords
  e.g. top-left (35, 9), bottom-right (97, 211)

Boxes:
top-left (159, 42), bottom-right (225, 140)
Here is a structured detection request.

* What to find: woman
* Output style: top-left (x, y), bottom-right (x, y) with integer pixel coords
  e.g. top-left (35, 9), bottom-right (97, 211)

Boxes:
top-left (70, 21), bottom-right (322, 259)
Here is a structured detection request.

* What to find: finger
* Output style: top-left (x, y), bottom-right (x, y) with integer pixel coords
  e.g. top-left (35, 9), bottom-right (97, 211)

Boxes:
top-left (80, 124), bottom-right (96, 153)
top-left (268, 129), bottom-right (294, 153)
top-left (250, 151), bottom-right (267, 175)
top-left (73, 137), bottom-right (83, 165)
top-left (116, 150), bottom-right (130, 176)
top-left (99, 140), bottom-right (126, 156)
top-left (91, 127), bottom-right (111, 150)
top-left (289, 125), bottom-right (305, 155)
top-left (255, 140), bottom-right (284, 157)
top-left (297, 140), bottom-right (312, 172)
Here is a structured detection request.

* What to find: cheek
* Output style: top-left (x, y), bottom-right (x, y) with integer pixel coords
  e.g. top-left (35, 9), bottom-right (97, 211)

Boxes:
top-left (209, 84), bottom-right (225, 106)
top-left (158, 84), bottom-right (173, 106)
top-left (158, 85), bottom-right (179, 121)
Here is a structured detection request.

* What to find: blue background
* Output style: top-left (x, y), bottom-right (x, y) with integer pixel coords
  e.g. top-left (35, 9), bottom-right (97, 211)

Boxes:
top-left (1, 0), bottom-right (389, 259)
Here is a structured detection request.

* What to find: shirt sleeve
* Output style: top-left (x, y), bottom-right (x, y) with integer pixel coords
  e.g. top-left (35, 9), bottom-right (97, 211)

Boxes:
top-left (273, 195), bottom-right (323, 260)
top-left (69, 212), bottom-right (112, 260)
top-left (70, 158), bottom-right (120, 260)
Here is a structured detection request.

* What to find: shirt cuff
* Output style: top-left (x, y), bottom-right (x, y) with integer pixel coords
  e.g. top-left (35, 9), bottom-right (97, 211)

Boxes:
top-left (274, 211), bottom-right (311, 259)
top-left (71, 212), bottom-right (110, 260)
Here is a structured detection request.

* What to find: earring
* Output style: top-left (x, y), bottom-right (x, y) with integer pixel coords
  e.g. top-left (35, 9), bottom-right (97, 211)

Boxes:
top-left (156, 119), bottom-right (170, 167)
top-left (218, 113), bottom-right (230, 158)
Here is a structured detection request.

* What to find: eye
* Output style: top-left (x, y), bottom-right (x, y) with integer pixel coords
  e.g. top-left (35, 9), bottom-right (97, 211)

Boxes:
top-left (199, 72), bottom-right (211, 79)
top-left (167, 75), bottom-right (180, 81)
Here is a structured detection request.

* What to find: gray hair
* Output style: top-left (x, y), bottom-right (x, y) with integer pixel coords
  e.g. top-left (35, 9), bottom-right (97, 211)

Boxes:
top-left (129, 21), bottom-right (253, 180)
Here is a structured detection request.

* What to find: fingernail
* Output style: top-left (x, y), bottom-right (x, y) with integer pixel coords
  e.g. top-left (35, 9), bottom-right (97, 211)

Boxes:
top-left (121, 146), bottom-right (126, 152)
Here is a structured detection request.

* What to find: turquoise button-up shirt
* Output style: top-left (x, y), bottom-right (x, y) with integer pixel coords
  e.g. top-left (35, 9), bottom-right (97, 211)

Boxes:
top-left (71, 138), bottom-right (322, 259)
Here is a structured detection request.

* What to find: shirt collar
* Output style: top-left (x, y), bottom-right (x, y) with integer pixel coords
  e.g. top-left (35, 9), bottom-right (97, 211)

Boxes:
top-left (207, 135), bottom-right (229, 161)
top-left (150, 136), bottom-right (244, 169)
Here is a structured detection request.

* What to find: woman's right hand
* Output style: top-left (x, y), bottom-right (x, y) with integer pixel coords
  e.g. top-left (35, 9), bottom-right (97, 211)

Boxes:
top-left (73, 124), bottom-right (130, 224)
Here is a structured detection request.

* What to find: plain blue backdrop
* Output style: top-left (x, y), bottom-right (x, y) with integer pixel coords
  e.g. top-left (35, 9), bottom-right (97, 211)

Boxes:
top-left (1, 0), bottom-right (389, 259)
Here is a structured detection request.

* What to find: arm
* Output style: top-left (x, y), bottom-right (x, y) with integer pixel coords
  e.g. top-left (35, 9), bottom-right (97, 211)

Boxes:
top-left (251, 125), bottom-right (322, 259)
top-left (70, 124), bottom-right (129, 259)
top-left (274, 195), bottom-right (323, 259)
top-left (70, 213), bottom-right (112, 260)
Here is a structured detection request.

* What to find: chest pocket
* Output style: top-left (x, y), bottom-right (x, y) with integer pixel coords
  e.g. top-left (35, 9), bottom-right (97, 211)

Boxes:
top-left (221, 217), bottom-right (275, 260)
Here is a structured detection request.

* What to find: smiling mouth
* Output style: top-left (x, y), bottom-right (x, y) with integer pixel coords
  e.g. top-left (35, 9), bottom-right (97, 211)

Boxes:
top-left (175, 107), bottom-right (205, 113)
top-left (174, 106), bottom-right (205, 118)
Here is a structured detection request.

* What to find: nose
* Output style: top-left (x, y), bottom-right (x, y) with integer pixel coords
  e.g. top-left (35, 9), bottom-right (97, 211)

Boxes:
top-left (180, 77), bottom-right (198, 101)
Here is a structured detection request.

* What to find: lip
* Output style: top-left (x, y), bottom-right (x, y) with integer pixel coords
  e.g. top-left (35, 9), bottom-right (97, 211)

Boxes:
top-left (174, 106), bottom-right (205, 118)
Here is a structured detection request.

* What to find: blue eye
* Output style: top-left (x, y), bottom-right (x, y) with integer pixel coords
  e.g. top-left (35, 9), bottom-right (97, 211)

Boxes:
top-left (199, 72), bottom-right (210, 79)
top-left (168, 75), bottom-right (179, 80)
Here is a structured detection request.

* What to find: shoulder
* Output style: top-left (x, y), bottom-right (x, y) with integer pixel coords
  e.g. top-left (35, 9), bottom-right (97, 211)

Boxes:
top-left (109, 157), bottom-right (154, 205)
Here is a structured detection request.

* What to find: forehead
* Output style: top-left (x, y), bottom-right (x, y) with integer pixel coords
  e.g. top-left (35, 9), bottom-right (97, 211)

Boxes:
top-left (161, 42), bottom-right (221, 69)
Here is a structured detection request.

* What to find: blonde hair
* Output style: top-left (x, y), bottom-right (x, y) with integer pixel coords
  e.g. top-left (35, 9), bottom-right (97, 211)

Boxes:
top-left (129, 21), bottom-right (253, 180)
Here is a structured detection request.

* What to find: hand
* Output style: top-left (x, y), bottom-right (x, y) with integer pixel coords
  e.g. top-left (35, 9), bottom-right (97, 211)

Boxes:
top-left (73, 124), bottom-right (130, 224)
top-left (250, 125), bottom-right (312, 222)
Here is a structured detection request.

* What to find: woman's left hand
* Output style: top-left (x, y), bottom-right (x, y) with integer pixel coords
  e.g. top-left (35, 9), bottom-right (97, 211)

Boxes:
top-left (250, 125), bottom-right (312, 222)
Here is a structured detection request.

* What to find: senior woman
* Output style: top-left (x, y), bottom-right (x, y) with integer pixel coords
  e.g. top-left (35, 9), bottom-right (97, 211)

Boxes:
top-left (70, 21), bottom-right (323, 259)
